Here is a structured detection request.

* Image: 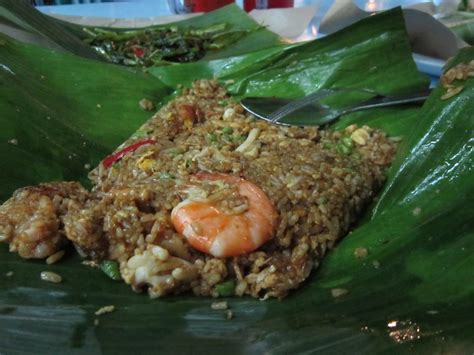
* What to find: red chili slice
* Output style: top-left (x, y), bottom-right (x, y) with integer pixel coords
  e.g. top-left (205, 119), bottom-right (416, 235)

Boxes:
top-left (102, 139), bottom-right (156, 168)
top-left (133, 47), bottom-right (145, 58)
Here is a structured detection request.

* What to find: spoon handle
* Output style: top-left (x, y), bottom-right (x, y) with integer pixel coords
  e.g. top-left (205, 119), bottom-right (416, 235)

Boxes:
top-left (343, 89), bottom-right (432, 114)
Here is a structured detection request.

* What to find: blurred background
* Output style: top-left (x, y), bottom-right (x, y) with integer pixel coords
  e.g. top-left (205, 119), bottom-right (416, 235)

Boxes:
top-left (29, 0), bottom-right (472, 16)
top-left (28, 0), bottom-right (474, 53)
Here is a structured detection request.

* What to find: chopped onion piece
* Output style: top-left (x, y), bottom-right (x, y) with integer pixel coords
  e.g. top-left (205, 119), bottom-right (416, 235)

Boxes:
top-left (235, 128), bottom-right (260, 153)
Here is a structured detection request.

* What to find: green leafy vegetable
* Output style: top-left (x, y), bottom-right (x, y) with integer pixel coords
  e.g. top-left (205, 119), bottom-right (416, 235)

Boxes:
top-left (222, 126), bottom-right (234, 134)
top-left (341, 136), bottom-right (353, 148)
top-left (159, 172), bottom-right (175, 180)
top-left (84, 24), bottom-right (252, 66)
top-left (206, 132), bottom-right (218, 142)
top-left (336, 143), bottom-right (352, 155)
top-left (100, 260), bottom-right (122, 281)
top-left (216, 280), bottom-right (236, 297)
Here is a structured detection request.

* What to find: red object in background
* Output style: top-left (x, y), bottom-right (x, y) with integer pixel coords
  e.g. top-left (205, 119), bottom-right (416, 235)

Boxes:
top-left (185, 0), bottom-right (234, 12)
top-left (243, 0), bottom-right (294, 12)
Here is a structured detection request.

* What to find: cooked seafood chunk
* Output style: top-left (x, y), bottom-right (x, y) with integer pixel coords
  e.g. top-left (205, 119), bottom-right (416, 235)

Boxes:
top-left (171, 172), bottom-right (279, 258)
top-left (0, 182), bottom-right (89, 258)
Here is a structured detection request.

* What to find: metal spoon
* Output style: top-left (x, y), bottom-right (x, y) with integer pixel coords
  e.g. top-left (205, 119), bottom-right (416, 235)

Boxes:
top-left (241, 88), bottom-right (431, 126)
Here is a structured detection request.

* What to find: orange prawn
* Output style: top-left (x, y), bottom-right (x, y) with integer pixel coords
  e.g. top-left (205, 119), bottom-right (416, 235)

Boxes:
top-left (171, 172), bottom-right (278, 258)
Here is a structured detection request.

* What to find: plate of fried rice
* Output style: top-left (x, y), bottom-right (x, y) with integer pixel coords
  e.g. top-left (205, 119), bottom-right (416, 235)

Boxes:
top-left (1, 4), bottom-right (473, 355)
top-left (0, 80), bottom-right (398, 300)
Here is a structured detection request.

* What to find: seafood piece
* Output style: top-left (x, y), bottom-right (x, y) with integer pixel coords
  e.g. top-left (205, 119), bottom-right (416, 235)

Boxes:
top-left (0, 182), bottom-right (89, 258)
top-left (171, 172), bottom-right (279, 258)
top-left (121, 245), bottom-right (198, 298)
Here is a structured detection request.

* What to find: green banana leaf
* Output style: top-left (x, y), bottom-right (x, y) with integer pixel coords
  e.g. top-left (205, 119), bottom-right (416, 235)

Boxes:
top-left (0, 1), bottom-right (282, 63)
top-left (0, 0), bottom-right (101, 59)
top-left (448, 11), bottom-right (474, 45)
top-left (1, 7), bottom-right (473, 354)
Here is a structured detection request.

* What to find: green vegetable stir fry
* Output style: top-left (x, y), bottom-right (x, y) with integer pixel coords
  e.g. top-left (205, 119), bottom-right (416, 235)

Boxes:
top-left (83, 23), bottom-right (250, 67)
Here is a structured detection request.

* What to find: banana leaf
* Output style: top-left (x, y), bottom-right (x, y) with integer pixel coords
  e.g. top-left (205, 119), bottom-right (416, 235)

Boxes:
top-left (1, 7), bottom-right (473, 354)
top-left (0, 0), bottom-right (282, 63)
top-left (447, 11), bottom-right (474, 45)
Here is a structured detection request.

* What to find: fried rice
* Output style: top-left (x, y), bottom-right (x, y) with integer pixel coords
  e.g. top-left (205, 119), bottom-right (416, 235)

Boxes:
top-left (0, 80), bottom-right (397, 299)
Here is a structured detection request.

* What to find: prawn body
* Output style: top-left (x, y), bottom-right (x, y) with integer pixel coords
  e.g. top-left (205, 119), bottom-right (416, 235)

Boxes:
top-left (171, 173), bottom-right (278, 258)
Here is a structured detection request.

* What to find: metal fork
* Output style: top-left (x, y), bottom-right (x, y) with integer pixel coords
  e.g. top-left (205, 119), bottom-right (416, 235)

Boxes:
top-left (241, 88), bottom-right (431, 126)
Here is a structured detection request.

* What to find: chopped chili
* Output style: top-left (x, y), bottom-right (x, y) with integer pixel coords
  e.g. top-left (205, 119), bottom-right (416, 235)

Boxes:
top-left (102, 139), bottom-right (156, 168)
top-left (133, 47), bottom-right (145, 58)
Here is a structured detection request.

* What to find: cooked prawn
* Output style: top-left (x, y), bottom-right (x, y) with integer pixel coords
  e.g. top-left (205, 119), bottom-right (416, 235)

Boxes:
top-left (171, 172), bottom-right (278, 258)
